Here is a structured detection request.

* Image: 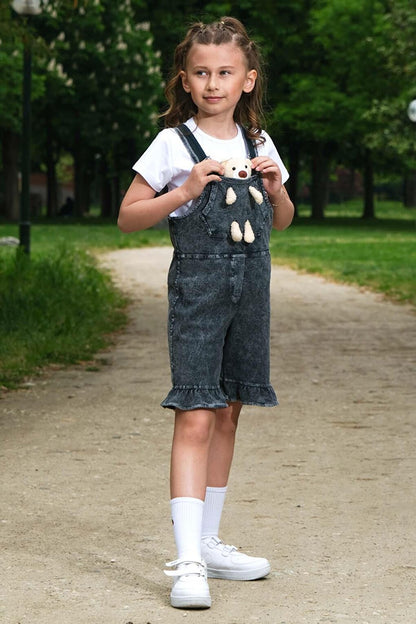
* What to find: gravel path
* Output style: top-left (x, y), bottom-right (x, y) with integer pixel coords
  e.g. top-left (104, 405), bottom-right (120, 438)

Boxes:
top-left (1, 246), bottom-right (415, 624)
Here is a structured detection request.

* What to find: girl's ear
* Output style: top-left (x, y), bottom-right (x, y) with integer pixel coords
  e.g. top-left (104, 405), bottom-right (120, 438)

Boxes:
top-left (243, 69), bottom-right (257, 94)
top-left (180, 70), bottom-right (191, 93)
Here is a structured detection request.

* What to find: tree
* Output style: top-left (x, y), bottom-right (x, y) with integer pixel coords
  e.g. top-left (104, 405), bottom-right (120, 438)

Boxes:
top-left (37, 0), bottom-right (163, 217)
top-left (0, 4), bottom-right (44, 220)
top-left (364, 0), bottom-right (416, 208)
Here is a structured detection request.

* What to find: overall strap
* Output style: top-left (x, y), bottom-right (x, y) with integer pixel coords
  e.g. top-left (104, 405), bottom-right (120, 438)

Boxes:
top-left (242, 128), bottom-right (257, 160)
top-left (175, 124), bottom-right (208, 163)
top-left (176, 123), bottom-right (258, 162)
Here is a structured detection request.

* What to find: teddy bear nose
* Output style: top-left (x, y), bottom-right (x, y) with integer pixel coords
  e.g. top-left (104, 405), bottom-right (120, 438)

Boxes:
top-left (238, 170), bottom-right (248, 178)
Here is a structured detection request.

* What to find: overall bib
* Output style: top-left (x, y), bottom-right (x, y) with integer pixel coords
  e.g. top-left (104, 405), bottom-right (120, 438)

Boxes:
top-left (161, 125), bottom-right (278, 411)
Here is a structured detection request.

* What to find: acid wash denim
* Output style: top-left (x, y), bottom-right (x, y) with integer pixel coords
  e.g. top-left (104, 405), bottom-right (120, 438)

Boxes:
top-left (161, 129), bottom-right (278, 411)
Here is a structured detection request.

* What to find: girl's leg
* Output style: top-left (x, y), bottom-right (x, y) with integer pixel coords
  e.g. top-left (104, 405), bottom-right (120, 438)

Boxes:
top-left (207, 401), bottom-right (242, 487)
top-left (170, 408), bottom-right (216, 499)
top-left (169, 408), bottom-right (216, 562)
top-left (201, 402), bottom-right (271, 581)
top-left (201, 402), bottom-right (242, 539)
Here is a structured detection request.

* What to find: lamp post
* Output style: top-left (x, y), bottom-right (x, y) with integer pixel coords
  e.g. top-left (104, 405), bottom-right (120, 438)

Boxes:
top-left (407, 100), bottom-right (416, 208)
top-left (11, 0), bottom-right (43, 255)
top-left (408, 99), bottom-right (416, 123)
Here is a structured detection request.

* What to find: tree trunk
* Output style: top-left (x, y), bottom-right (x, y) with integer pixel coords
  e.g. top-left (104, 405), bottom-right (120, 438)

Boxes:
top-left (403, 170), bottom-right (416, 208)
top-left (1, 129), bottom-right (20, 220)
top-left (45, 117), bottom-right (58, 218)
top-left (112, 173), bottom-right (120, 219)
top-left (310, 142), bottom-right (330, 220)
top-left (73, 149), bottom-right (90, 216)
top-left (362, 148), bottom-right (375, 219)
top-left (100, 157), bottom-right (112, 218)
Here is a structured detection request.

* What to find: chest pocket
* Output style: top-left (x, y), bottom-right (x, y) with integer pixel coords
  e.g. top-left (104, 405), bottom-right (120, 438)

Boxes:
top-left (200, 174), bottom-right (272, 243)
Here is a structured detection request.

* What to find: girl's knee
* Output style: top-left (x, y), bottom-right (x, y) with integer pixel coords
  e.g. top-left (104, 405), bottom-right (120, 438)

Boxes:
top-left (174, 409), bottom-right (215, 446)
top-left (215, 402), bottom-right (242, 434)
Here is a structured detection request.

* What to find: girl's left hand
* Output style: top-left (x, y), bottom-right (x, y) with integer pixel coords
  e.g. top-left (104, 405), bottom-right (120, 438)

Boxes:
top-left (251, 156), bottom-right (282, 196)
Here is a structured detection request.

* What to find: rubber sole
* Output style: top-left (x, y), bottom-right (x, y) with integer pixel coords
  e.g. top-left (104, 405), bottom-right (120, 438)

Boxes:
top-left (171, 594), bottom-right (212, 609)
top-left (207, 562), bottom-right (271, 581)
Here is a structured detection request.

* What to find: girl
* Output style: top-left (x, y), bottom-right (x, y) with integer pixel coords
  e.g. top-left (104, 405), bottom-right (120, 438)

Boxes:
top-left (118, 17), bottom-right (294, 610)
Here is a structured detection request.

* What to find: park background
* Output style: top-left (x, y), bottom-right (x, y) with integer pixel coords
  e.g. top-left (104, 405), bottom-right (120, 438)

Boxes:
top-left (0, 0), bottom-right (415, 388)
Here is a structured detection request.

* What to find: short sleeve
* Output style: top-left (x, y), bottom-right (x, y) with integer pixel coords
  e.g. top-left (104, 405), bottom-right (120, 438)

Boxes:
top-left (257, 131), bottom-right (289, 185)
top-left (132, 129), bottom-right (175, 193)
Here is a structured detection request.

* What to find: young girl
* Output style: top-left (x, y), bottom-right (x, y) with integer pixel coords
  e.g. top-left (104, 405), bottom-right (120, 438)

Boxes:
top-left (118, 17), bottom-right (294, 609)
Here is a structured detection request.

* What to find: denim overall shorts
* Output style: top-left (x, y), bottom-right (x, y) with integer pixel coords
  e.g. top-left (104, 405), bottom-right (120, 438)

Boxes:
top-left (161, 124), bottom-right (278, 411)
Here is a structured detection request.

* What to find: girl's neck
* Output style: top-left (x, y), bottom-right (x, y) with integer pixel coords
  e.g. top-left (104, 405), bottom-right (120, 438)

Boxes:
top-left (194, 114), bottom-right (238, 140)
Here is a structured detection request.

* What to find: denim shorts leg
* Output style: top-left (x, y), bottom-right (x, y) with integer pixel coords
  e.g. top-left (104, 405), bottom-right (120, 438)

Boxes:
top-left (161, 252), bottom-right (277, 410)
top-left (221, 253), bottom-right (277, 407)
top-left (161, 254), bottom-right (233, 411)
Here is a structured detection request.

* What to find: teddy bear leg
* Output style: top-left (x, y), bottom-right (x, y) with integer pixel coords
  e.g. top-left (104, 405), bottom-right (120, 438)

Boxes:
top-left (244, 220), bottom-right (255, 243)
top-left (231, 221), bottom-right (243, 242)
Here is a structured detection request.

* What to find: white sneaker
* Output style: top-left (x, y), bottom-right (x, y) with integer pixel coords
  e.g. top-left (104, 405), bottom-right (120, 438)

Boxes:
top-left (164, 559), bottom-right (211, 609)
top-left (201, 536), bottom-right (271, 581)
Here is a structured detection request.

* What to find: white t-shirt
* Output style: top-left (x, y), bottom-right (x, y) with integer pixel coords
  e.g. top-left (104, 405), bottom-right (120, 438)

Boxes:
top-left (133, 117), bottom-right (289, 217)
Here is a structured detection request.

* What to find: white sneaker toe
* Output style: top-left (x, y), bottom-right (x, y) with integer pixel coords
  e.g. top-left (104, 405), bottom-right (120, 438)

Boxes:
top-left (164, 559), bottom-right (211, 609)
top-left (201, 536), bottom-right (271, 581)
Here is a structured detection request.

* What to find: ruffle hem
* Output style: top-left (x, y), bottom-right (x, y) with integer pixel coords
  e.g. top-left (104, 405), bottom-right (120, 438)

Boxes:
top-left (161, 380), bottom-right (278, 411)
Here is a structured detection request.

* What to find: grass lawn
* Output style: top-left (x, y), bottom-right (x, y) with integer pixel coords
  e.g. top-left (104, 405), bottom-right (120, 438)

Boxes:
top-left (271, 201), bottom-right (416, 305)
top-left (0, 199), bottom-right (414, 388)
top-left (1, 200), bottom-right (415, 306)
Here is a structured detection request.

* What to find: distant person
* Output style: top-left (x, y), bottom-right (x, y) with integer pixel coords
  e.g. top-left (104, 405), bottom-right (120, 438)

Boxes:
top-left (118, 16), bottom-right (294, 609)
top-left (59, 196), bottom-right (74, 217)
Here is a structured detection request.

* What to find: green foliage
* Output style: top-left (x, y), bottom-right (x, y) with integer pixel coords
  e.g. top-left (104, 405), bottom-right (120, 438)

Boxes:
top-left (36, 0), bottom-right (163, 165)
top-left (0, 246), bottom-right (127, 388)
top-left (0, 5), bottom-right (45, 133)
top-left (2, 0), bottom-right (416, 218)
top-left (363, 0), bottom-right (416, 169)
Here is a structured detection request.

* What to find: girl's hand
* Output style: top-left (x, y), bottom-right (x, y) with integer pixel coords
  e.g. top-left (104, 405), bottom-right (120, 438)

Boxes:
top-left (181, 159), bottom-right (224, 202)
top-left (251, 156), bottom-right (294, 231)
top-left (251, 156), bottom-right (282, 197)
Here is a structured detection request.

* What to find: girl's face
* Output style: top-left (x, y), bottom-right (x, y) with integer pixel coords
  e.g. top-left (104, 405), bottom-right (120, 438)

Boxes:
top-left (180, 42), bottom-right (257, 121)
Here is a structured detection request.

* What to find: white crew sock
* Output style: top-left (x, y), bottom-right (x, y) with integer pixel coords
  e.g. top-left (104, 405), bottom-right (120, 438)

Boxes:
top-left (201, 486), bottom-right (227, 538)
top-left (170, 497), bottom-right (204, 561)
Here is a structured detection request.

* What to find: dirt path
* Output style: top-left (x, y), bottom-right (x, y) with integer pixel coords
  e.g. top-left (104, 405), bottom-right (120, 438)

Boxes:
top-left (1, 247), bottom-right (415, 624)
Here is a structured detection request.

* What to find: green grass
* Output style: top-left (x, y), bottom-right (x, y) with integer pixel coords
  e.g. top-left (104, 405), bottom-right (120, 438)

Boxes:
top-left (0, 199), bottom-right (414, 388)
top-left (0, 246), bottom-right (127, 388)
top-left (270, 201), bottom-right (416, 305)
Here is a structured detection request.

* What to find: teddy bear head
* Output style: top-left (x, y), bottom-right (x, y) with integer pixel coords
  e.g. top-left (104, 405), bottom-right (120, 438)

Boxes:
top-left (221, 157), bottom-right (253, 180)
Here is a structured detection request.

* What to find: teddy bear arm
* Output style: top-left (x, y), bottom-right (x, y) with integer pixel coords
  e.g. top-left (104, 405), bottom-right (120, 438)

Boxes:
top-left (249, 186), bottom-right (263, 205)
top-left (226, 187), bottom-right (237, 205)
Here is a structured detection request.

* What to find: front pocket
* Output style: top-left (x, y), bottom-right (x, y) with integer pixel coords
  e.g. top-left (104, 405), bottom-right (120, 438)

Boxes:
top-left (199, 183), bottom-right (226, 239)
top-left (201, 176), bottom-right (272, 243)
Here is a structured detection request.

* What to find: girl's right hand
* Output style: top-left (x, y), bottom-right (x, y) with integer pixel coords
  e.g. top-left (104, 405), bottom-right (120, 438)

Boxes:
top-left (181, 159), bottom-right (224, 201)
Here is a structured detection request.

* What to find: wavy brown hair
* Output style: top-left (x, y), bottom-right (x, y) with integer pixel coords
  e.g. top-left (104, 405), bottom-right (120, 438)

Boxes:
top-left (161, 17), bottom-right (265, 144)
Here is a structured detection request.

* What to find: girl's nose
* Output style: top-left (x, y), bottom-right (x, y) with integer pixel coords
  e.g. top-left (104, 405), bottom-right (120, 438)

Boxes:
top-left (207, 75), bottom-right (218, 90)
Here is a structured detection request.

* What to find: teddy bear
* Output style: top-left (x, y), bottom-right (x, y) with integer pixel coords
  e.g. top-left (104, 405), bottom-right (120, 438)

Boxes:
top-left (221, 157), bottom-right (264, 244)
